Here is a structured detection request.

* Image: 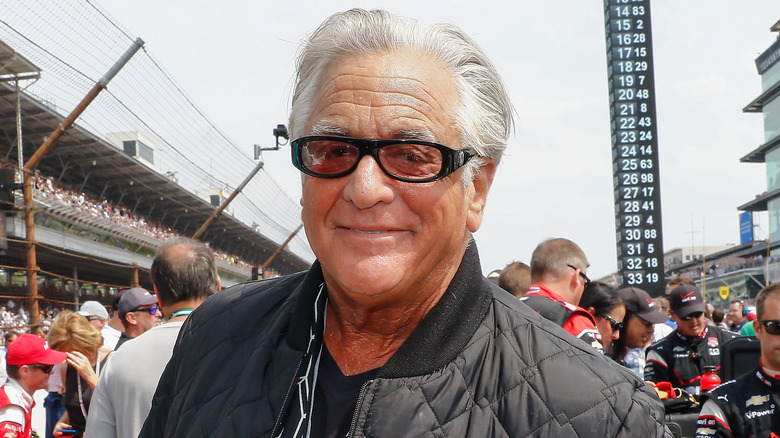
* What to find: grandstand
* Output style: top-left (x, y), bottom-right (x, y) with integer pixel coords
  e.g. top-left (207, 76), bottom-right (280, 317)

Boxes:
top-left (0, 1), bottom-right (314, 323)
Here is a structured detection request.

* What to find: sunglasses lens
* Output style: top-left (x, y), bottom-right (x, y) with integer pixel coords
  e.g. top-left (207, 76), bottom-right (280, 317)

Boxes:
top-left (763, 320), bottom-right (780, 335)
top-left (684, 312), bottom-right (703, 320)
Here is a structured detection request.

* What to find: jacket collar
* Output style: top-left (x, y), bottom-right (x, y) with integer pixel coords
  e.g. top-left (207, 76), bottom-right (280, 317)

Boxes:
top-left (286, 239), bottom-right (492, 377)
top-left (378, 240), bottom-right (492, 378)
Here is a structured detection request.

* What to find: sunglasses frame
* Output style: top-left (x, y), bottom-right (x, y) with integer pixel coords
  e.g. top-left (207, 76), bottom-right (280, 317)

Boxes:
top-left (29, 363), bottom-right (54, 374)
top-left (291, 135), bottom-right (476, 183)
top-left (566, 264), bottom-right (591, 289)
top-left (681, 311), bottom-right (704, 321)
top-left (600, 313), bottom-right (624, 332)
top-left (758, 319), bottom-right (780, 335)
top-left (131, 305), bottom-right (159, 315)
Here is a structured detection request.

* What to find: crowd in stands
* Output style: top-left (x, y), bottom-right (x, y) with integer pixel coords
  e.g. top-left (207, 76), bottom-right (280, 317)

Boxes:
top-left (1, 159), bottom-right (282, 277)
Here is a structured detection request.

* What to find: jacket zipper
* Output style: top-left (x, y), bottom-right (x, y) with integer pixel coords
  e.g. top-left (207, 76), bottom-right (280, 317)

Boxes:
top-left (345, 379), bottom-right (374, 438)
top-left (270, 355), bottom-right (305, 438)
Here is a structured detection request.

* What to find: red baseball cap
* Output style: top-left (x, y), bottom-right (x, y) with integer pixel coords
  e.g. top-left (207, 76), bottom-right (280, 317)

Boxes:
top-left (7, 334), bottom-right (67, 366)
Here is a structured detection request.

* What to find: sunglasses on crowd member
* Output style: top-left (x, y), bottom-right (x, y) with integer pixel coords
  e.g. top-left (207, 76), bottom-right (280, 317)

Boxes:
top-left (681, 311), bottom-right (704, 321)
top-left (566, 264), bottom-right (591, 289)
top-left (29, 363), bottom-right (54, 374)
top-left (600, 313), bottom-right (624, 332)
top-left (131, 305), bottom-right (159, 315)
top-left (758, 319), bottom-right (780, 335)
top-left (291, 135), bottom-right (477, 183)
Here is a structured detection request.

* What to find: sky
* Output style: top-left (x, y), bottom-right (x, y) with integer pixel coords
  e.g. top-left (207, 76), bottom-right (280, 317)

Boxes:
top-left (97, 0), bottom-right (780, 279)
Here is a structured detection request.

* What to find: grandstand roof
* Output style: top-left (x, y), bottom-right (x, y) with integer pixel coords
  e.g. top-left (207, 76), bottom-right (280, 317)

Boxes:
top-left (0, 83), bottom-right (310, 275)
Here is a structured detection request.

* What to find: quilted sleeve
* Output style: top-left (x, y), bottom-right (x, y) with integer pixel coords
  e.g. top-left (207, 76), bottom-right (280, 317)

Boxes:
top-left (616, 380), bottom-right (674, 438)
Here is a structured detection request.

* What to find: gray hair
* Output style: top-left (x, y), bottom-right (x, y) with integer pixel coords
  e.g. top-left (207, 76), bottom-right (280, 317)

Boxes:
top-left (530, 238), bottom-right (590, 282)
top-left (289, 8), bottom-right (513, 184)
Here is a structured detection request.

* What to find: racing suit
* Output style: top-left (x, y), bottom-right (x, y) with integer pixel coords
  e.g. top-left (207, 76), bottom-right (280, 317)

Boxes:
top-left (523, 284), bottom-right (603, 352)
top-left (0, 377), bottom-right (34, 438)
top-left (645, 323), bottom-right (736, 395)
top-left (695, 364), bottom-right (780, 438)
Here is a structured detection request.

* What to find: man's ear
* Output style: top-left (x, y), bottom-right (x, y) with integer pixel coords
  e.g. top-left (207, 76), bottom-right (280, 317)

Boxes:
top-left (125, 312), bottom-right (137, 325)
top-left (466, 159), bottom-right (497, 233)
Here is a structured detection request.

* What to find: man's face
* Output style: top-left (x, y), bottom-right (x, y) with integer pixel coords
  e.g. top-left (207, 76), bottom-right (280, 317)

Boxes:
top-left (672, 310), bottom-right (706, 337)
top-left (25, 364), bottom-right (52, 392)
top-left (87, 317), bottom-right (106, 331)
top-left (728, 302), bottom-right (744, 322)
top-left (755, 296), bottom-right (780, 371)
top-left (128, 305), bottom-right (161, 333)
top-left (301, 49), bottom-right (494, 299)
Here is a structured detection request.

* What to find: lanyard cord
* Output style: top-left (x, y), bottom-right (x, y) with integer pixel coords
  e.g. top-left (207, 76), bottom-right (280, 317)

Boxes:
top-left (76, 353), bottom-right (101, 420)
top-left (168, 308), bottom-right (194, 320)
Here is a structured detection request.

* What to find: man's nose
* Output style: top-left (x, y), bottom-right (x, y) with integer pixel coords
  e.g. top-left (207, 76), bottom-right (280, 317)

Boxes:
top-left (343, 156), bottom-right (394, 209)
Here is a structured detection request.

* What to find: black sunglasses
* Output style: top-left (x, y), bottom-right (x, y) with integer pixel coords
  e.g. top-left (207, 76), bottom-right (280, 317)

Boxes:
top-left (682, 311), bottom-right (704, 321)
top-left (29, 363), bottom-right (54, 374)
top-left (758, 319), bottom-right (780, 335)
top-left (600, 313), bottom-right (624, 331)
top-left (566, 264), bottom-right (591, 289)
top-left (131, 305), bottom-right (159, 315)
top-left (291, 135), bottom-right (476, 183)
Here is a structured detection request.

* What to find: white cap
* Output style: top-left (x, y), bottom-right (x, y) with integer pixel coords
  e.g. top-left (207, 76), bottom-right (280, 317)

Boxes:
top-left (77, 301), bottom-right (109, 320)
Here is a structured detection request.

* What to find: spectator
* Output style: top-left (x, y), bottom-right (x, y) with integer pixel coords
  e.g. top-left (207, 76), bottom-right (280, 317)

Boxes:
top-left (85, 237), bottom-right (220, 438)
top-left (579, 282), bottom-right (624, 349)
top-left (711, 308), bottom-right (728, 329)
top-left (606, 287), bottom-right (667, 378)
top-left (48, 311), bottom-right (113, 437)
top-left (101, 295), bottom-right (124, 351)
top-left (77, 301), bottom-right (109, 333)
top-left (114, 288), bottom-right (160, 349)
top-left (0, 334), bottom-right (67, 438)
top-left (139, 9), bottom-right (668, 437)
top-left (727, 300), bottom-right (749, 333)
top-left (498, 261), bottom-right (531, 298)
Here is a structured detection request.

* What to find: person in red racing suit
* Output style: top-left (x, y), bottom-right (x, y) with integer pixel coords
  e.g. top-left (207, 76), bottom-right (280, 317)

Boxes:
top-left (521, 238), bottom-right (603, 352)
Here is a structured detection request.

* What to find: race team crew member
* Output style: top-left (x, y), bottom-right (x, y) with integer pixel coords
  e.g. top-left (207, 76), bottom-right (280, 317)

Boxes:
top-left (0, 334), bottom-right (67, 438)
top-left (695, 284), bottom-right (780, 438)
top-left (522, 238), bottom-right (603, 352)
top-left (645, 284), bottom-right (737, 395)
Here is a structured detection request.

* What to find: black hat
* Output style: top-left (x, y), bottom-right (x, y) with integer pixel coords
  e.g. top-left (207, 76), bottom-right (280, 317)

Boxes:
top-left (668, 284), bottom-right (705, 318)
top-left (618, 287), bottom-right (667, 324)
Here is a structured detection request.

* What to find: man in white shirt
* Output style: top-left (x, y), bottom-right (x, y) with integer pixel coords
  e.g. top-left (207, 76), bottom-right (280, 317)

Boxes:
top-left (85, 237), bottom-right (220, 438)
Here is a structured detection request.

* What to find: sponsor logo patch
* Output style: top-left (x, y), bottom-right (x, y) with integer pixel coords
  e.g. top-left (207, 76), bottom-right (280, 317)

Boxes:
top-left (695, 427), bottom-right (716, 435)
top-left (707, 337), bottom-right (718, 348)
top-left (746, 395), bottom-right (769, 407)
top-left (744, 408), bottom-right (774, 419)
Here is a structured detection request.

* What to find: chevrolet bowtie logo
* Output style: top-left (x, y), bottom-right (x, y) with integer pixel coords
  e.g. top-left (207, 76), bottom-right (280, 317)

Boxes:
top-left (745, 395), bottom-right (769, 407)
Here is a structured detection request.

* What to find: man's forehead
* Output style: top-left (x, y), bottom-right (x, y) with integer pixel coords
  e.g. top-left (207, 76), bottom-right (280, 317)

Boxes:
top-left (307, 50), bottom-right (458, 139)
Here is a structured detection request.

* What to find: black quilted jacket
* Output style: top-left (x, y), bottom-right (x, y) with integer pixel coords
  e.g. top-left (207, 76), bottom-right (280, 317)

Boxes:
top-left (140, 244), bottom-right (671, 437)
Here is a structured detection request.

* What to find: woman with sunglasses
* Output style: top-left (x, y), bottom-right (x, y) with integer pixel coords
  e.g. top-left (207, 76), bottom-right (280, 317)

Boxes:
top-left (605, 287), bottom-right (668, 377)
top-left (47, 311), bottom-right (113, 437)
top-left (580, 282), bottom-right (625, 350)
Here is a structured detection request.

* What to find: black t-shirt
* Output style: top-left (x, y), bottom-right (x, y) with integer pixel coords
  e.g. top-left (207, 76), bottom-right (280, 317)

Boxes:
top-left (281, 346), bottom-right (378, 438)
